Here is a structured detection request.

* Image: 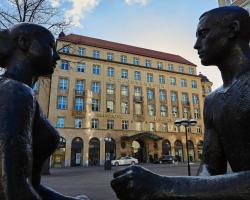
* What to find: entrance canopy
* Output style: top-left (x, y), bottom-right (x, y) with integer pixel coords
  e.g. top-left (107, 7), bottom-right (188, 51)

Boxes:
top-left (121, 132), bottom-right (163, 141)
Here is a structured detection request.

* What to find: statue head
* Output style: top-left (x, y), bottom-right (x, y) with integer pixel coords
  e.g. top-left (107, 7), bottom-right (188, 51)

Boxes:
top-left (194, 6), bottom-right (250, 66)
top-left (0, 23), bottom-right (60, 76)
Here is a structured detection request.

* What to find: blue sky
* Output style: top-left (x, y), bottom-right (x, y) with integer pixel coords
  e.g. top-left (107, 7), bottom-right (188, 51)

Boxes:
top-left (55, 0), bottom-right (221, 89)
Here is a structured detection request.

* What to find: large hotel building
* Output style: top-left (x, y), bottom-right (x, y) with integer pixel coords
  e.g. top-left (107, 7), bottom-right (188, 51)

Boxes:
top-left (35, 33), bottom-right (212, 167)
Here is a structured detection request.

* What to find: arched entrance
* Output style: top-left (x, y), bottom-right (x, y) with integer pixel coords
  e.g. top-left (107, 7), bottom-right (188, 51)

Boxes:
top-left (162, 139), bottom-right (171, 156)
top-left (89, 137), bottom-right (100, 166)
top-left (188, 140), bottom-right (195, 162)
top-left (105, 138), bottom-right (116, 161)
top-left (197, 140), bottom-right (203, 161)
top-left (174, 140), bottom-right (183, 162)
top-left (71, 137), bottom-right (83, 166)
top-left (52, 137), bottom-right (66, 168)
top-left (132, 140), bottom-right (147, 163)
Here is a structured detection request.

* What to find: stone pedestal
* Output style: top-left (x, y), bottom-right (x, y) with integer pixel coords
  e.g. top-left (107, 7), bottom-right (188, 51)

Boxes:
top-left (0, 156), bottom-right (5, 200)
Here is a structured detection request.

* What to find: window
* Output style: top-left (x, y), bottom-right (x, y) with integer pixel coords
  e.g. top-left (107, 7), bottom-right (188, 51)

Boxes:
top-left (121, 102), bottom-right (129, 114)
top-left (157, 62), bottom-right (163, 69)
top-left (147, 89), bottom-right (154, 100)
top-left (134, 87), bottom-right (142, 96)
top-left (148, 104), bottom-right (155, 116)
top-left (107, 67), bottom-right (114, 77)
top-left (189, 67), bottom-right (194, 74)
top-left (106, 83), bottom-right (115, 94)
top-left (172, 107), bottom-right (178, 118)
top-left (178, 66), bottom-right (184, 73)
top-left (61, 60), bottom-right (69, 70)
top-left (76, 80), bottom-right (84, 92)
top-left (170, 77), bottom-right (176, 86)
top-left (192, 94), bottom-right (199, 104)
top-left (149, 123), bottom-right (155, 131)
top-left (121, 85), bottom-right (128, 96)
top-left (182, 93), bottom-right (189, 104)
top-left (171, 91), bottom-right (177, 102)
top-left (107, 101), bottom-right (114, 112)
top-left (122, 120), bottom-right (128, 130)
top-left (78, 48), bottom-right (85, 56)
top-left (93, 50), bottom-right (100, 59)
top-left (134, 103), bottom-right (142, 115)
top-left (183, 107), bottom-right (189, 118)
top-left (59, 78), bottom-right (68, 90)
top-left (159, 75), bottom-right (165, 84)
top-left (159, 89), bottom-right (166, 100)
top-left (107, 53), bottom-right (114, 61)
top-left (74, 97), bottom-right (84, 111)
top-left (92, 99), bottom-right (100, 111)
top-left (75, 117), bottom-right (83, 128)
top-left (77, 63), bottom-right (85, 72)
top-left (92, 82), bottom-right (100, 93)
top-left (181, 79), bottom-right (187, 87)
top-left (135, 122), bottom-right (142, 131)
top-left (91, 119), bottom-right (99, 129)
top-left (133, 57), bottom-right (139, 65)
top-left (194, 109), bottom-right (200, 119)
top-left (162, 123), bottom-right (168, 132)
top-left (92, 65), bottom-right (101, 75)
top-left (134, 71), bottom-right (141, 80)
top-left (107, 120), bottom-right (114, 129)
top-left (62, 45), bottom-right (70, 53)
top-left (57, 96), bottom-right (67, 110)
top-left (120, 55), bottom-right (127, 63)
top-left (121, 69), bottom-right (128, 78)
top-left (196, 126), bottom-right (201, 133)
top-left (56, 117), bottom-right (65, 128)
top-left (168, 64), bottom-right (174, 71)
top-left (160, 105), bottom-right (167, 117)
top-left (145, 60), bottom-right (151, 67)
top-left (147, 73), bottom-right (153, 82)
top-left (191, 80), bottom-right (197, 88)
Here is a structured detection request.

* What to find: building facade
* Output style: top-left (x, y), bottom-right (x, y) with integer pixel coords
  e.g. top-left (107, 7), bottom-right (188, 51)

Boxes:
top-left (218, 0), bottom-right (250, 12)
top-left (35, 33), bottom-right (212, 167)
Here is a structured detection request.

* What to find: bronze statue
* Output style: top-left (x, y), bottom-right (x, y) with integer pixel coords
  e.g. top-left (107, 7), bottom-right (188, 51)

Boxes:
top-left (0, 23), bottom-right (90, 200)
top-left (111, 6), bottom-right (250, 200)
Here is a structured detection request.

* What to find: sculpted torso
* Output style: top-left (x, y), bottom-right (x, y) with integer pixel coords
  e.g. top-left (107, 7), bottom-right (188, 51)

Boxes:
top-left (204, 72), bottom-right (250, 173)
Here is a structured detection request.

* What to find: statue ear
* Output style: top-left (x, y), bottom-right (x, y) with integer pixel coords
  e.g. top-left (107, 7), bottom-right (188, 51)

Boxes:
top-left (17, 34), bottom-right (31, 51)
top-left (228, 20), bottom-right (240, 39)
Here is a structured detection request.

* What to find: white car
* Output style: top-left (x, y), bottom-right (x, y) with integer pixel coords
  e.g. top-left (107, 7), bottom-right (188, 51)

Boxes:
top-left (111, 156), bottom-right (139, 166)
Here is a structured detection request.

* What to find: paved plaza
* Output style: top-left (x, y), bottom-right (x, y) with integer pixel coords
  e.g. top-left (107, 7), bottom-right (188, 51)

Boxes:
top-left (42, 163), bottom-right (200, 200)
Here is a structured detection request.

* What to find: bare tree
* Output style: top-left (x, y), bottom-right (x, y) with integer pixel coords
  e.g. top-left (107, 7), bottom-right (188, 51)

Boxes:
top-left (0, 0), bottom-right (70, 34)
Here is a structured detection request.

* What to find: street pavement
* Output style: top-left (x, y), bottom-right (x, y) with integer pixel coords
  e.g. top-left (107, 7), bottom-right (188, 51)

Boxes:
top-left (42, 163), bottom-right (200, 200)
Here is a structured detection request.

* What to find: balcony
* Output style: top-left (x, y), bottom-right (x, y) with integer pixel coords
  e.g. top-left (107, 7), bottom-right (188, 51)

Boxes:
top-left (72, 109), bottom-right (86, 117)
top-left (182, 101), bottom-right (190, 106)
top-left (75, 89), bottom-right (85, 96)
top-left (133, 114), bottom-right (145, 122)
top-left (134, 96), bottom-right (143, 102)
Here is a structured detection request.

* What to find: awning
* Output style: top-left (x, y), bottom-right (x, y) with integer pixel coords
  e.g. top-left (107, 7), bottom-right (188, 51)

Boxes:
top-left (121, 132), bottom-right (163, 141)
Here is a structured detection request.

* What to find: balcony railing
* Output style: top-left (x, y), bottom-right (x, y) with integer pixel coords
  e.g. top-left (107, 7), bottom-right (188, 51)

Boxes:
top-left (75, 89), bottom-right (85, 96)
top-left (134, 96), bottom-right (143, 102)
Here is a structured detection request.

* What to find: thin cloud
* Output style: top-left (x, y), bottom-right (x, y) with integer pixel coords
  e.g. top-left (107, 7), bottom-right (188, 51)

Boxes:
top-left (124, 0), bottom-right (148, 6)
top-left (66, 0), bottom-right (100, 27)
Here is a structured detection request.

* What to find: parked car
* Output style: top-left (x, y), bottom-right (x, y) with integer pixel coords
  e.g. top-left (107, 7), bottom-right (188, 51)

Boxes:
top-left (111, 156), bottom-right (139, 166)
top-left (154, 155), bottom-right (176, 164)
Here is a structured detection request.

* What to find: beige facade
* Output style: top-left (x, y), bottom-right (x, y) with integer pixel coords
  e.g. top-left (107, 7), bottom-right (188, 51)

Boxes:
top-left (36, 34), bottom-right (212, 167)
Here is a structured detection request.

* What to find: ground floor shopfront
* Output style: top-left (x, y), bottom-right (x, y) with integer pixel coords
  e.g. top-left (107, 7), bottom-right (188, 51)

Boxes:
top-left (51, 128), bottom-right (204, 168)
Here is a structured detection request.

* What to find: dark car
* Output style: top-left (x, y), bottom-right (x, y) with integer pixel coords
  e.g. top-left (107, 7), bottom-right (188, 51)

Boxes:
top-left (154, 155), bottom-right (175, 164)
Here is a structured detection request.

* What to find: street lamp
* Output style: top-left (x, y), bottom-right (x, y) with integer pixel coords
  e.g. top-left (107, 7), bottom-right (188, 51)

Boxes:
top-left (174, 118), bottom-right (197, 176)
top-left (104, 137), bottom-right (112, 170)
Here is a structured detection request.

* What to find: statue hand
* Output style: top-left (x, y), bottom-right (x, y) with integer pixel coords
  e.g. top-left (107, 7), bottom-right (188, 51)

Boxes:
top-left (111, 165), bottom-right (167, 200)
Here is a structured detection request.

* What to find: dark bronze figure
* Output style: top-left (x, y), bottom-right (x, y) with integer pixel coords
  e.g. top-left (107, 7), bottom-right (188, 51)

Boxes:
top-left (0, 23), bottom-right (90, 200)
top-left (111, 6), bottom-right (250, 200)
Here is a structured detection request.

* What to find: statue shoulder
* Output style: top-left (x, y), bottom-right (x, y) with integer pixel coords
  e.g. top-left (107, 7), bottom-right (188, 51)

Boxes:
top-left (0, 77), bottom-right (35, 102)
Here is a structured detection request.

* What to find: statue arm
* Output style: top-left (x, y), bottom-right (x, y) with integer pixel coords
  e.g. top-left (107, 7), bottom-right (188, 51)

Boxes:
top-left (0, 84), bottom-right (41, 200)
top-left (197, 96), bottom-right (227, 176)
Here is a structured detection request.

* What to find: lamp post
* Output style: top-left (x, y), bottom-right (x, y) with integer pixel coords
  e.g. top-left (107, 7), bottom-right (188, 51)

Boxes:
top-left (104, 137), bottom-right (112, 170)
top-left (174, 118), bottom-right (197, 176)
